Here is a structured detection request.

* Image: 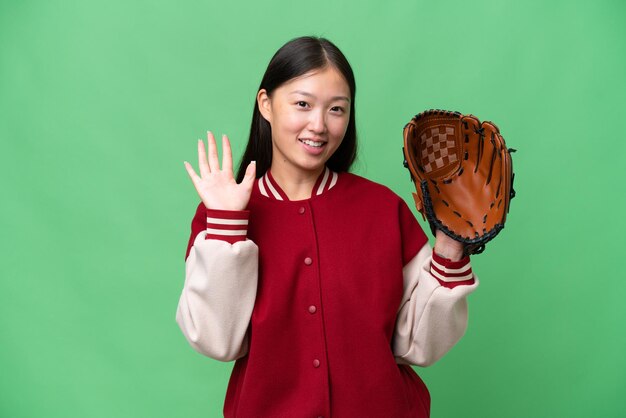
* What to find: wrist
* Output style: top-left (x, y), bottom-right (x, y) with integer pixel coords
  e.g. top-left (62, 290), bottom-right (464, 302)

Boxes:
top-left (433, 247), bottom-right (463, 262)
top-left (434, 230), bottom-right (464, 262)
top-left (204, 208), bottom-right (250, 244)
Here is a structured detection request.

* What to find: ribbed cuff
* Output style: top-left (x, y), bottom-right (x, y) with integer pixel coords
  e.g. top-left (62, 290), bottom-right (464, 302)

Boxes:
top-left (430, 252), bottom-right (475, 288)
top-left (205, 209), bottom-right (250, 244)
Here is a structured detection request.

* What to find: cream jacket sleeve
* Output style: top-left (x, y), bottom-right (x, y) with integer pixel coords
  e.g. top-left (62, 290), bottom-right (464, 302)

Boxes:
top-left (176, 230), bottom-right (258, 362)
top-left (392, 244), bottom-right (479, 367)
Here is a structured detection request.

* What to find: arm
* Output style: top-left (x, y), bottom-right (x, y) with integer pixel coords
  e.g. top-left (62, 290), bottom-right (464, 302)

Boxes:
top-left (176, 208), bottom-right (258, 362)
top-left (392, 244), bottom-right (478, 366)
top-left (392, 203), bottom-right (478, 367)
top-left (176, 132), bottom-right (258, 361)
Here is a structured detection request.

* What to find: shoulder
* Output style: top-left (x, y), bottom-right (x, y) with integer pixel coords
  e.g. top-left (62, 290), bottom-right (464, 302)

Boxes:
top-left (337, 172), bottom-right (429, 261)
top-left (338, 172), bottom-right (405, 203)
top-left (336, 172), bottom-right (413, 216)
top-left (334, 172), bottom-right (417, 225)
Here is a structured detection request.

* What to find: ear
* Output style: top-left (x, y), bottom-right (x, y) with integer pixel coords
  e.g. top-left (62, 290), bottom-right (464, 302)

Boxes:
top-left (257, 89), bottom-right (272, 123)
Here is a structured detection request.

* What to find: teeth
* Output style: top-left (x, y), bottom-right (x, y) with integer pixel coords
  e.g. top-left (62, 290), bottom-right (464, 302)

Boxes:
top-left (300, 138), bottom-right (324, 147)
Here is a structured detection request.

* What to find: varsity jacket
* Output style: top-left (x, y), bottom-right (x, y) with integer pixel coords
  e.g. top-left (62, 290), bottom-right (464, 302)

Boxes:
top-left (176, 168), bottom-right (478, 418)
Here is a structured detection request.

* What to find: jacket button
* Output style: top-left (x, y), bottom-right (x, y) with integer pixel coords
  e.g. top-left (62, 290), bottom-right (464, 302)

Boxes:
top-left (304, 257), bottom-right (313, 265)
top-left (313, 359), bottom-right (320, 368)
top-left (308, 305), bottom-right (317, 314)
top-left (298, 206), bottom-right (306, 214)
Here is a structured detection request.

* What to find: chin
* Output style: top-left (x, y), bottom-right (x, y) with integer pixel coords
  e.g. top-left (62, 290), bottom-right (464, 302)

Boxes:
top-left (297, 163), bottom-right (326, 174)
top-left (300, 156), bottom-right (332, 170)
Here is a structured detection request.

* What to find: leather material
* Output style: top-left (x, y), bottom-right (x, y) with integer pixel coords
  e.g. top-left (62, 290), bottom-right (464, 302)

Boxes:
top-left (403, 109), bottom-right (516, 255)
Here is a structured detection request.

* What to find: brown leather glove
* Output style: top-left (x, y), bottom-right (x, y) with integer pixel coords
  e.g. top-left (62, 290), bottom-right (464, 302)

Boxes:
top-left (402, 109), bottom-right (516, 255)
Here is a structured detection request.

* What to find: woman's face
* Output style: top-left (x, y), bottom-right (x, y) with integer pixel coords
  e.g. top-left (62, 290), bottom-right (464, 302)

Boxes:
top-left (257, 66), bottom-right (351, 177)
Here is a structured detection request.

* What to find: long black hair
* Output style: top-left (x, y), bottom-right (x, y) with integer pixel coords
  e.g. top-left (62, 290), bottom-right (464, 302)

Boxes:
top-left (236, 36), bottom-right (358, 182)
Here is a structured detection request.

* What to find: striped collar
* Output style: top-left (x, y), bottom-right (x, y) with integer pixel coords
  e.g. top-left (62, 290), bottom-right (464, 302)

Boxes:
top-left (257, 167), bottom-right (339, 201)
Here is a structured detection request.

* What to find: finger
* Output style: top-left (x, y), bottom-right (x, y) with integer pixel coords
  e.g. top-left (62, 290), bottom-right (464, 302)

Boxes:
top-left (183, 161), bottom-right (201, 186)
top-left (207, 131), bottom-right (220, 171)
top-left (242, 161), bottom-right (256, 188)
top-left (198, 139), bottom-right (210, 177)
top-left (222, 134), bottom-right (233, 175)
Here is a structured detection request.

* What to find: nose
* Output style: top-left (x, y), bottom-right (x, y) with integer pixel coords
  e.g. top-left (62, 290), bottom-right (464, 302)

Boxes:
top-left (307, 109), bottom-right (327, 134)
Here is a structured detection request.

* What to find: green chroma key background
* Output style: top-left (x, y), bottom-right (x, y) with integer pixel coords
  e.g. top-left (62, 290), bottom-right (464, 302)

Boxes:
top-left (1, 0), bottom-right (624, 417)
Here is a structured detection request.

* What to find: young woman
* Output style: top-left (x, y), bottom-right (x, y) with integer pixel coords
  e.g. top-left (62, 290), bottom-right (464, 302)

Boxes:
top-left (177, 36), bottom-right (478, 418)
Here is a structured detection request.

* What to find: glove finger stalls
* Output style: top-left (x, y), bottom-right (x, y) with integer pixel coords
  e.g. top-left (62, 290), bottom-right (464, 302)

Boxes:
top-left (466, 120), bottom-right (503, 235)
top-left (500, 137), bottom-right (514, 221)
top-left (403, 118), bottom-right (431, 221)
top-left (480, 123), bottom-right (500, 187)
top-left (460, 115), bottom-right (482, 172)
top-left (403, 121), bottom-right (432, 188)
top-left (488, 124), bottom-right (511, 204)
top-left (491, 130), bottom-right (511, 228)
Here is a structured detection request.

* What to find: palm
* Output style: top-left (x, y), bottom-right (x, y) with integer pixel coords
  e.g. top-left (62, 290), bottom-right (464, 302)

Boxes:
top-left (184, 132), bottom-right (256, 211)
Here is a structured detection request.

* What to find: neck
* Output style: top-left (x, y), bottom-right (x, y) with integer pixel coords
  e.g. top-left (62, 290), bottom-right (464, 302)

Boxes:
top-left (269, 162), bottom-right (325, 201)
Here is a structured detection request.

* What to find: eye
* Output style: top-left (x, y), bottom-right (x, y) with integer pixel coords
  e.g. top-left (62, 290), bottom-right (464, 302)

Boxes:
top-left (330, 106), bottom-right (345, 113)
top-left (296, 101), bottom-right (309, 108)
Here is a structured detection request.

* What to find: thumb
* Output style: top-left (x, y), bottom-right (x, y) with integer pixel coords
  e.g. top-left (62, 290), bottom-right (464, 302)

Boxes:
top-left (242, 161), bottom-right (256, 186)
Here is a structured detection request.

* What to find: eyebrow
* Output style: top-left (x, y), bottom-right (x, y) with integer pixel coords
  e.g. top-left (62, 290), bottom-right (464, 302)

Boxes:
top-left (289, 90), bottom-right (351, 103)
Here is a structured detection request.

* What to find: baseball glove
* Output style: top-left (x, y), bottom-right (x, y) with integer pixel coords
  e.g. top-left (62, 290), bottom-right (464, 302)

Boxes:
top-left (402, 109), bottom-right (516, 255)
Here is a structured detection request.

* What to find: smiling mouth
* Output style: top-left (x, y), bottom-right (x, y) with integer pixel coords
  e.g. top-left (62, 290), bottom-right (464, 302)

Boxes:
top-left (299, 138), bottom-right (326, 148)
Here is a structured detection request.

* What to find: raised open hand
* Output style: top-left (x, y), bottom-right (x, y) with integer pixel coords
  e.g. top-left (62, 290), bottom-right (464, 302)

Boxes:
top-left (184, 132), bottom-right (256, 211)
